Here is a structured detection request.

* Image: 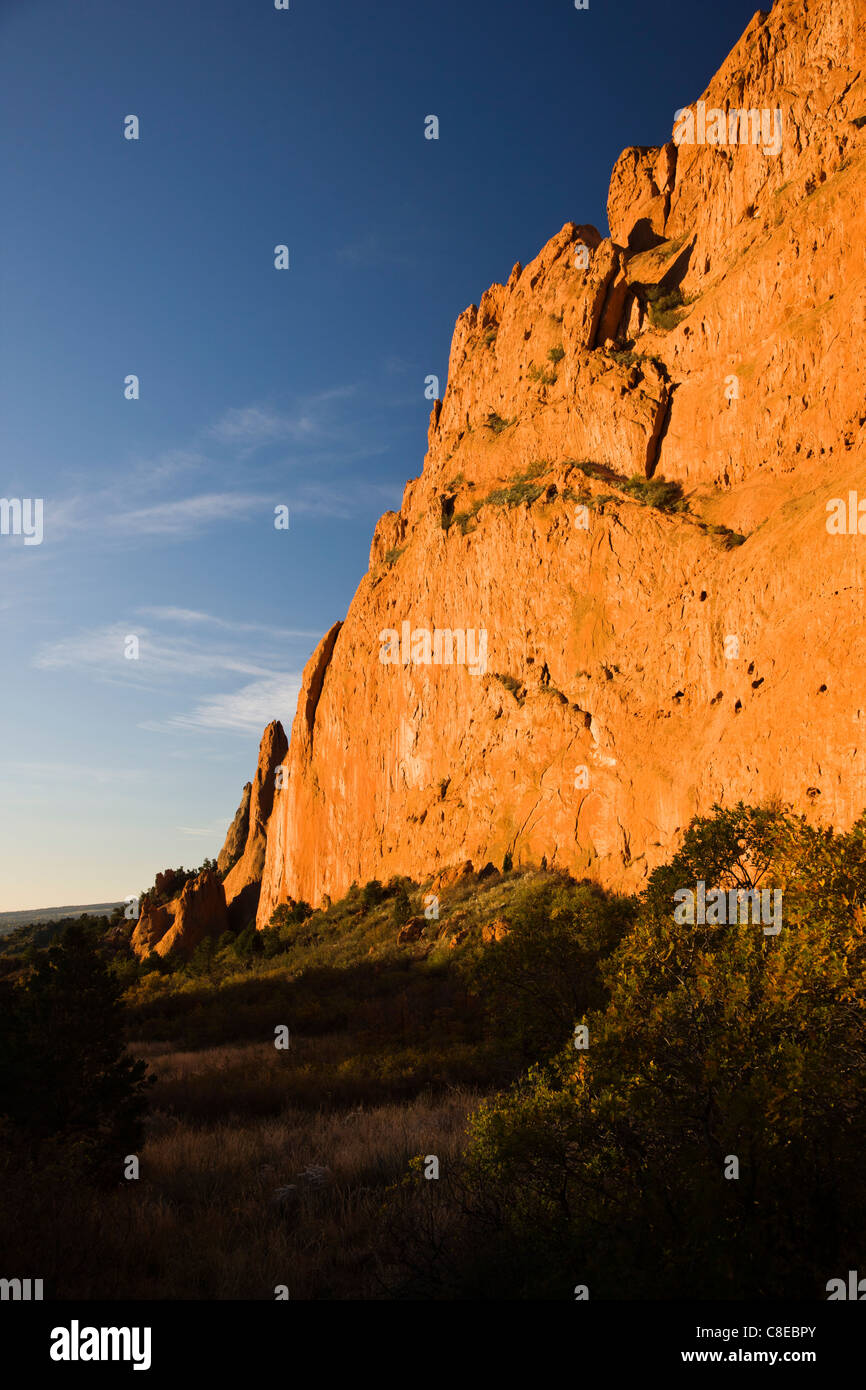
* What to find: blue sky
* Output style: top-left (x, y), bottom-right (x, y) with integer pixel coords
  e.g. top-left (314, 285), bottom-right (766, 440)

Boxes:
top-left (0, 0), bottom-right (758, 909)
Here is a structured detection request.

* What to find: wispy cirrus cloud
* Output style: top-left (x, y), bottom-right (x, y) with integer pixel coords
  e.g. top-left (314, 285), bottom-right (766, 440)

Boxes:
top-left (33, 623), bottom-right (276, 682)
top-left (142, 674), bottom-right (302, 734)
top-left (33, 616), bottom-right (304, 734)
top-left (176, 818), bottom-right (235, 838)
top-left (287, 478), bottom-right (402, 519)
top-left (208, 388), bottom-right (358, 452)
top-left (136, 606), bottom-right (321, 639)
top-left (111, 491), bottom-right (268, 536)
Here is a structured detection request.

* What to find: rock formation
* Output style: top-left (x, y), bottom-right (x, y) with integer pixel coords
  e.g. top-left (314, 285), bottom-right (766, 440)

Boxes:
top-left (217, 0), bottom-right (863, 924)
top-left (217, 783), bottom-right (251, 875)
top-left (223, 720), bottom-right (288, 929)
top-left (131, 867), bottom-right (227, 960)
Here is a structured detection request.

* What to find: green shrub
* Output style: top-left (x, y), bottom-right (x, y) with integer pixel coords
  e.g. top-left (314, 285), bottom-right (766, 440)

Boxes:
top-left (619, 474), bottom-right (688, 512)
top-left (547, 346), bottom-right (565, 363)
top-left (410, 802), bottom-right (866, 1299)
top-left (567, 460), bottom-right (608, 480)
top-left (0, 923), bottom-right (152, 1183)
top-left (703, 522), bottom-right (747, 549)
top-left (269, 900), bottom-right (313, 931)
top-left (485, 482), bottom-right (544, 509)
top-left (466, 879), bottom-right (634, 1061)
top-left (391, 883), bottom-right (413, 928)
top-left (453, 506), bottom-right (481, 535)
top-left (447, 464), bottom-right (549, 535)
top-left (233, 925), bottom-right (263, 959)
top-left (527, 364), bottom-right (556, 385)
top-left (634, 282), bottom-right (687, 330)
top-left (486, 412), bottom-right (513, 434)
top-left (361, 879), bottom-right (387, 910)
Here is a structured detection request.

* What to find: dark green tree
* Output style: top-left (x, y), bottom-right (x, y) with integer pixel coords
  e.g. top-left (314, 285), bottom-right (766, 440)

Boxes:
top-left (0, 922), bottom-right (152, 1183)
top-left (391, 882), bottom-right (413, 927)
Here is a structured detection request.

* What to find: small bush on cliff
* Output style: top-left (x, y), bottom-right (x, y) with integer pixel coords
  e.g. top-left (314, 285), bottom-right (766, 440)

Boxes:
top-left (485, 412), bottom-right (513, 434)
top-left (486, 481), bottom-right (545, 509)
top-left (702, 521), bottom-right (747, 549)
top-left (633, 281), bottom-right (687, 330)
top-left (449, 463), bottom-right (549, 535)
top-left (620, 474), bottom-right (688, 512)
top-left (567, 459), bottom-right (608, 480)
top-left (527, 363), bottom-right (557, 386)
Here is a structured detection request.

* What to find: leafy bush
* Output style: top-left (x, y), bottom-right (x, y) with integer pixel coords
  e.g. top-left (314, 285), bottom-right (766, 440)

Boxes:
top-left (609, 348), bottom-right (666, 373)
top-left (485, 481), bottom-right (545, 509)
top-left (269, 900), bottom-right (314, 931)
top-left (448, 464), bottom-right (549, 534)
top-left (527, 363), bottom-right (556, 385)
top-left (452, 508), bottom-right (478, 535)
top-left (391, 882), bottom-right (413, 927)
top-left (642, 282), bottom-right (687, 330)
top-left (547, 346), bottom-right (565, 363)
top-left (361, 879), bottom-right (387, 910)
top-left (486, 412), bottom-right (513, 434)
top-left (703, 522), bottom-right (747, 549)
top-left (467, 878), bottom-right (634, 1061)
top-left (620, 474), bottom-right (688, 512)
top-left (403, 803), bottom-right (866, 1299)
top-left (566, 459), bottom-right (608, 480)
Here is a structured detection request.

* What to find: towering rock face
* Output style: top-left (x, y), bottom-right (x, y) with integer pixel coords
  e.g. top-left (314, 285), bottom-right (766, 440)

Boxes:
top-left (223, 721), bottom-right (288, 929)
top-left (253, 0), bottom-right (866, 925)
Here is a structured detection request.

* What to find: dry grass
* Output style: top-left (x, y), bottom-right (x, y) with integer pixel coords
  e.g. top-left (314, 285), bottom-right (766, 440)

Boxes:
top-left (0, 1071), bottom-right (481, 1299)
top-left (0, 869), bottom-right (553, 1299)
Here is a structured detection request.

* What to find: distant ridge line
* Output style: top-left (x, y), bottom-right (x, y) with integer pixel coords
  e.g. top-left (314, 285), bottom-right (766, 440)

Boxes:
top-left (0, 902), bottom-right (124, 933)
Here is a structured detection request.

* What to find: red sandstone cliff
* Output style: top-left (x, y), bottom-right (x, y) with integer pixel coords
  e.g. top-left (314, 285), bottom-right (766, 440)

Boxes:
top-left (235, 0), bottom-right (865, 923)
